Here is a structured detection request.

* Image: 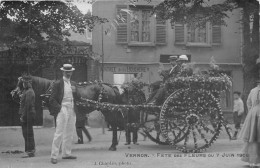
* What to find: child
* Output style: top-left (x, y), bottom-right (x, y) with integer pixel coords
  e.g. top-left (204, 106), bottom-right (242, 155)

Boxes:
top-left (231, 91), bottom-right (244, 140)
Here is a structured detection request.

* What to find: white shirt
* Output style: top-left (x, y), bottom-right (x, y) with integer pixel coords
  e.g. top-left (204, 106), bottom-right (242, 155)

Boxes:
top-left (62, 76), bottom-right (73, 105)
top-left (233, 98), bottom-right (244, 115)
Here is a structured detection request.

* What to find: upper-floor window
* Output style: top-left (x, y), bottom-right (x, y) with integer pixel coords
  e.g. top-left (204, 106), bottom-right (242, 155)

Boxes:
top-left (175, 19), bottom-right (221, 47)
top-left (187, 23), bottom-right (207, 43)
top-left (130, 8), bottom-right (151, 42)
top-left (116, 5), bottom-right (167, 46)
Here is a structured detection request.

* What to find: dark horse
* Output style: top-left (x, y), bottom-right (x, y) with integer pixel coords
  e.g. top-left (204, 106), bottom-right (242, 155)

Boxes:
top-left (76, 82), bottom-right (125, 151)
top-left (11, 76), bottom-right (53, 102)
top-left (11, 76), bottom-right (127, 151)
top-left (11, 75), bottom-right (53, 125)
top-left (120, 85), bottom-right (146, 144)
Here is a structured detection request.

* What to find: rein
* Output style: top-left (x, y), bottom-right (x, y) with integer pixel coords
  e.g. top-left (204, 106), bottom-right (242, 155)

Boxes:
top-left (40, 81), bottom-right (55, 97)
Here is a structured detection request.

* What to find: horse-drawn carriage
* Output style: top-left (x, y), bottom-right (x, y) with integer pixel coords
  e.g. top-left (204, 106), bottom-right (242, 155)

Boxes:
top-left (11, 67), bottom-right (232, 153)
top-left (78, 69), bottom-right (232, 153)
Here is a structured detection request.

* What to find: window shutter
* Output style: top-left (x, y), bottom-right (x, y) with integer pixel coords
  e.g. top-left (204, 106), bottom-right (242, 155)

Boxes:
top-left (155, 17), bottom-right (167, 45)
top-left (116, 5), bottom-right (128, 44)
top-left (175, 23), bottom-right (185, 44)
top-left (212, 24), bottom-right (221, 45)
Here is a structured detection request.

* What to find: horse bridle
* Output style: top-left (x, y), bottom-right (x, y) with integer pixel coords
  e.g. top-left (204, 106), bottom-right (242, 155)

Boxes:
top-left (10, 77), bottom-right (24, 104)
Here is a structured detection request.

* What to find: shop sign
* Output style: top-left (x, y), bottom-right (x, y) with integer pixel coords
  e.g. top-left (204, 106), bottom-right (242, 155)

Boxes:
top-left (104, 65), bottom-right (149, 73)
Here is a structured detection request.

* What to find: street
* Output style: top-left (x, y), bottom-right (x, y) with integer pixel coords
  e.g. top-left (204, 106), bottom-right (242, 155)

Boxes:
top-left (0, 126), bottom-right (248, 168)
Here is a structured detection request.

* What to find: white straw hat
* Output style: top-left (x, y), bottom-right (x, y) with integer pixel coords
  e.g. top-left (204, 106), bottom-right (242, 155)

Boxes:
top-left (60, 64), bottom-right (75, 71)
top-left (177, 55), bottom-right (188, 61)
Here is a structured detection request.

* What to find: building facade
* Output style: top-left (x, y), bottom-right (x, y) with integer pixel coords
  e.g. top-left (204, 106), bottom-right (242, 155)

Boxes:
top-left (93, 0), bottom-right (243, 112)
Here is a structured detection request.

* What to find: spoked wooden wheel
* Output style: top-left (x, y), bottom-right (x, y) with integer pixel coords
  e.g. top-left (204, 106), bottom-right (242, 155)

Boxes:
top-left (141, 111), bottom-right (169, 145)
top-left (160, 88), bottom-right (223, 153)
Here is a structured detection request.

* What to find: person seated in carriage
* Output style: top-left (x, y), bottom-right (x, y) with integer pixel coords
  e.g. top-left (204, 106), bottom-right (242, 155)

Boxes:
top-left (147, 55), bottom-right (189, 105)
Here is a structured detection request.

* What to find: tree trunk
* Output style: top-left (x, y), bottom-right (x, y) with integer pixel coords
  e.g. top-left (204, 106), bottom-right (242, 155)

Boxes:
top-left (242, 1), bottom-right (259, 113)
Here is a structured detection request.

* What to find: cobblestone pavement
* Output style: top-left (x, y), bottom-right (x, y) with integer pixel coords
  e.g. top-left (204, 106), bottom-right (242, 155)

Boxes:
top-left (0, 127), bottom-right (251, 168)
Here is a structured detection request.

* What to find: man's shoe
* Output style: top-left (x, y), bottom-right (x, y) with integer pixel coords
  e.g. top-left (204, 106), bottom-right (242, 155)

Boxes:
top-left (75, 142), bottom-right (83, 144)
top-left (124, 142), bottom-right (130, 145)
top-left (231, 137), bottom-right (237, 140)
top-left (133, 142), bottom-right (139, 145)
top-left (28, 153), bottom-right (35, 157)
top-left (62, 155), bottom-right (77, 159)
top-left (21, 153), bottom-right (35, 158)
top-left (51, 158), bottom-right (58, 164)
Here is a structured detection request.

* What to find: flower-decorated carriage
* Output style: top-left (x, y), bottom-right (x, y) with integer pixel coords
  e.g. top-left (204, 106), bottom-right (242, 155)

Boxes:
top-left (143, 73), bottom-right (232, 153)
top-left (77, 66), bottom-right (232, 153)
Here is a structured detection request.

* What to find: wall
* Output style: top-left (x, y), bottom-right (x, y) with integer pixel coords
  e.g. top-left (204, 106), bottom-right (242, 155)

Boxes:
top-left (93, 0), bottom-right (242, 64)
top-left (93, 0), bottom-right (244, 111)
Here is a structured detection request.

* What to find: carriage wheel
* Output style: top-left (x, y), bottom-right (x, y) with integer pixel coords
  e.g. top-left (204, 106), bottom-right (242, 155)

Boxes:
top-left (141, 110), bottom-right (169, 145)
top-left (160, 88), bottom-right (223, 153)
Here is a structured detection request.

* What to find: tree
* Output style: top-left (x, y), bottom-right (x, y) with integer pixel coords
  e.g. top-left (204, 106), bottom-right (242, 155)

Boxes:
top-left (0, 1), bottom-right (107, 75)
top-left (148, 0), bottom-right (259, 111)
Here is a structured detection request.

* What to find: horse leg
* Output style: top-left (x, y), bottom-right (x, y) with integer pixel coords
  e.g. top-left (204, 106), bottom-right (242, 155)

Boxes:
top-left (109, 125), bottom-right (118, 151)
top-left (133, 129), bottom-right (139, 145)
top-left (125, 127), bottom-right (130, 145)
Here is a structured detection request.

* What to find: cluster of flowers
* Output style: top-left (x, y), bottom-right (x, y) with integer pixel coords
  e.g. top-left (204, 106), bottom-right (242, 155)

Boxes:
top-left (121, 79), bottom-right (147, 92)
top-left (166, 73), bottom-right (232, 94)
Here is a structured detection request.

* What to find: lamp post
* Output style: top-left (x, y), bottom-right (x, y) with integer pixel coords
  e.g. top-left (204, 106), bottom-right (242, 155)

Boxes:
top-left (101, 24), bottom-right (106, 134)
top-left (101, 24), bottom-right (104, 81)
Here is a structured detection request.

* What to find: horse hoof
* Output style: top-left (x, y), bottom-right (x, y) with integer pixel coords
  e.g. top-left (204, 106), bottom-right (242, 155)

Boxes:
top-left (109, 147), bottom-right (117, 151)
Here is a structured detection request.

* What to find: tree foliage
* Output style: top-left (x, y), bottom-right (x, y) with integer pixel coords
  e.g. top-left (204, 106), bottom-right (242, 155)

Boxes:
top-left (0, 1), bottom-right (108, 76)
top-left (152, 0), bottom-right (234, 26)
top-left (0, 1), bottom-right (107, 54)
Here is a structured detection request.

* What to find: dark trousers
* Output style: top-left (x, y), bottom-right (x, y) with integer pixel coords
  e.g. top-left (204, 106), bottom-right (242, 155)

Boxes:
top-left (21, 116), bottom-right (35, 154)
top-left (233, 112), bottom-right (242, 130)
top-left (76, 126), bottom-right (92, 143)
top-left (125, 127), bottom-right (138, 144)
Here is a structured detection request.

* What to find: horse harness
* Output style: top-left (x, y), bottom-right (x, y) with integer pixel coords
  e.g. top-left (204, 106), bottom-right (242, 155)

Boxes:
top-left (40, 81), bottom-right (55, 107)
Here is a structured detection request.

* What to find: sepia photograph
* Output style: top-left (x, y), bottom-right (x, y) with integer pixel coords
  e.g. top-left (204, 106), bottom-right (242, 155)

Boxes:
top-left (0, 0), bottom-right (260, 167)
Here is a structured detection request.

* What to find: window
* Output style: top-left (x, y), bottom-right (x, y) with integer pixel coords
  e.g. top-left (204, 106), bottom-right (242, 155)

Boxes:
top-left (116, 5), bottom-right (167, 46)
top-left (159, 54), bottom-right (191, 63)
top-left (175, 20), bottom-right (221, 47)
top-left (130, 8), bottom-right (151, 43)
top-left (187, 23), bottom-right (207, 43)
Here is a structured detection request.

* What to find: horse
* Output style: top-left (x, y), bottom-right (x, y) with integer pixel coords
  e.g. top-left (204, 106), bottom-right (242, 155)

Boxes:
top-left (120, 84), bottom-right (147, 144)
top-left (11, 75), bottom-right (53, 101)
top-left (11, 75), bottom-right (53, 125)
top-left (75, 82), bottom-right (125, 151)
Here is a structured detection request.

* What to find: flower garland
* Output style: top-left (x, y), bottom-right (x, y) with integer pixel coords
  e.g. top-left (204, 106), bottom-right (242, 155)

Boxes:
top-left (77, 98), bottom-right (161, 116)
